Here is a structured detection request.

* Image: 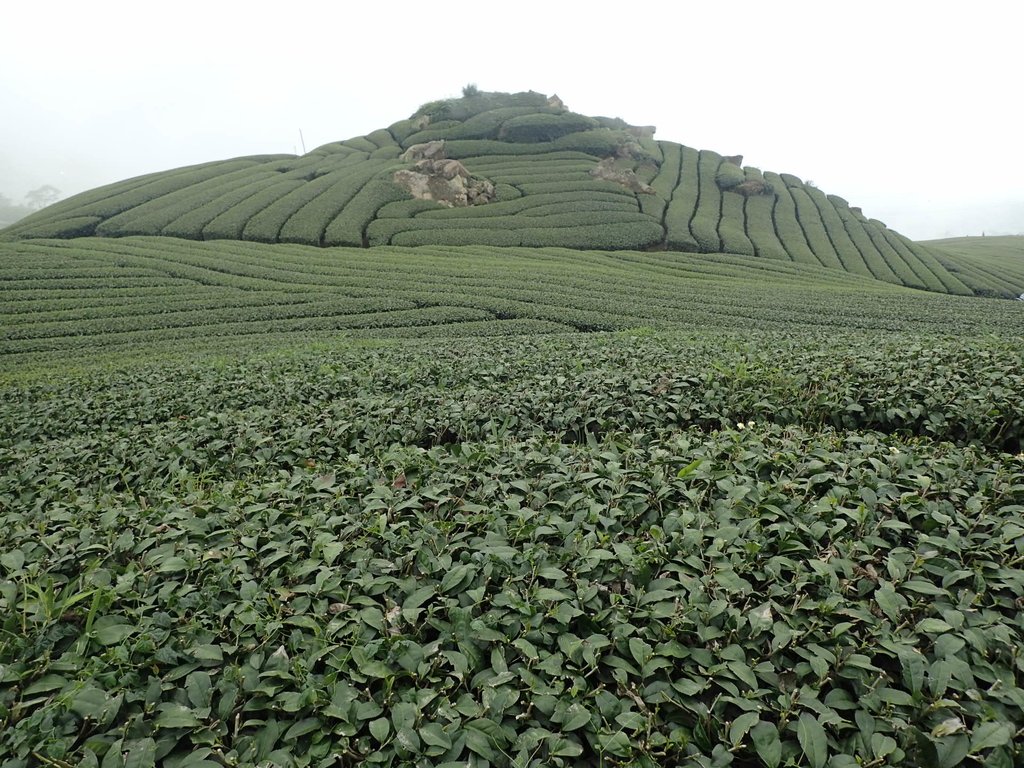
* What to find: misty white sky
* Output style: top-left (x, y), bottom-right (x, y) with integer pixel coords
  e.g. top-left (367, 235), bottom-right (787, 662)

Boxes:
top-left (2, 0), bottom-right (1021, 239)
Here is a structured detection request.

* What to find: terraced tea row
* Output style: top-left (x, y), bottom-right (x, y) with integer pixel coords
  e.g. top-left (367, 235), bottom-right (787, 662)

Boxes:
top-left (5, 90), bottom-right (1019, 297)
top-left (3, 237), bottom-right (1023, 369)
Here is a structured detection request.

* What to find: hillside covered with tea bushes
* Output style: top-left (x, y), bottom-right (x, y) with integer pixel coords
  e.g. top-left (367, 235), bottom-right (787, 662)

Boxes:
top-left (4, 89), bottom-right (1021, 298)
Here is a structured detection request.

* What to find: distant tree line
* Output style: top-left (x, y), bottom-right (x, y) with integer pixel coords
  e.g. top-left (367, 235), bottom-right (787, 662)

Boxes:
top-left (0, 185), bottom-right (61, 227)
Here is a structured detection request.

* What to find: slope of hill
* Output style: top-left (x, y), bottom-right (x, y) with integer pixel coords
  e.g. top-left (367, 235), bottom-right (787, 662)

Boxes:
top-left (4, 89), bottom-right (1013, 297)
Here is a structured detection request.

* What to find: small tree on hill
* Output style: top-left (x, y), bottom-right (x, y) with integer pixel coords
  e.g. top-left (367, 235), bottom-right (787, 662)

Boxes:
top-left (26, 185), bottom-right (61, 210)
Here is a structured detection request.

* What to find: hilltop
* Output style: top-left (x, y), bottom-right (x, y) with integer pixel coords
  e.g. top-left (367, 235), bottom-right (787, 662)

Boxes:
top-left (5, 89), bottom-right (1022, 298)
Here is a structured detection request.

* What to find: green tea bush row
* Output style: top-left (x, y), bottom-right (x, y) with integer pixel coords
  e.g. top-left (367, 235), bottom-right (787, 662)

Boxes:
top-left (803, 187), bottom-right (874, 277)
top-left (364, 128), bottom-right (398, 150)
top-left (278, 162), bottom-right (395, 246)
top-left (741, 169), bottom-right (789, 261)
top-left (322, 180), bottom-right (419, 247)
top-left (514, 180), bottom-right (634, 197)
top-left (367, 211), bottom-right (653, 242)
top-left (3, 158), bottom-right (280, 238)
top-left (95, 165), bottom-right (279, 238)
top-left (718, 183), bottom-right (756, 256)
top-left (376, 199), bottom-right (446, 219)
top-left (830, 201), bottom-right (902, 284)
top-left (339, 136), bottom-right (377, 153)
top-left (241, 174), bottom-right (345, 243)
top-left (551, 129), bottom-right (634, 158)
top-left (519, 221), bottom-right (665, 251)
top-left (863, 220), bottom-right (932, 291)
top-left (663, 147), bottom-right (700, 251)
top-left (789, 187), bottom-right (845, 270)
top-left (460, 151), bottom-right (597, 169)
top-left (160, 173), bottom-right (286, 239)
top-left (714, 161), bottom-right (746, 190)
top-left (7, 160), bottom-right (261, 240)
top-left (882, 231), bottom-right (974, 296)
top-left (648, 143), bottom-right (681, 200)
top-left (200, 180), bottom-right (307, 240)
top-left (388, 228), bottom-right (524, 247)
top-left (413, 192), bottom-right (632, 220)
top-left (763, 173), bottom-right (820, 266)
top-left (690, 151), bottom-right (724, 251)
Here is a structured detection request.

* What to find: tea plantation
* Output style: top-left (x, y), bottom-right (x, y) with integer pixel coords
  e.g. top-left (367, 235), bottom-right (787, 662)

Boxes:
top-left (3, 89), bottom-right (1022, 298)
top-left (1, 90), bottom-right (1023, 767)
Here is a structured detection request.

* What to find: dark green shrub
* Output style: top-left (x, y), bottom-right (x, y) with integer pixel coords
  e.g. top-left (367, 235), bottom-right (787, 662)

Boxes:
top-left (714, 161), bottom-right (746, 190)
top-left (499, 113), bottom-right (599, 143)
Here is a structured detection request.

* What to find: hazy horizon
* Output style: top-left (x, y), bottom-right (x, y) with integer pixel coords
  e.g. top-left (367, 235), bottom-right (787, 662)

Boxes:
top-left (3, 1), bottom-right (1022, 241)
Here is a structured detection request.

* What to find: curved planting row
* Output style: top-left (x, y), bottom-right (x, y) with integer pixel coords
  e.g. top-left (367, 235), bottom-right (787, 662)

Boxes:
top-left (3, 238), bottom-right (1022, 365)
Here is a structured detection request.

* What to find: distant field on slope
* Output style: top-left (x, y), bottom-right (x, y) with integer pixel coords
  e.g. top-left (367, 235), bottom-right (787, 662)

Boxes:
top-left (3, 237), bottom-right (1023, 373)
top-left (925, 236), bottom-right (1024, 298)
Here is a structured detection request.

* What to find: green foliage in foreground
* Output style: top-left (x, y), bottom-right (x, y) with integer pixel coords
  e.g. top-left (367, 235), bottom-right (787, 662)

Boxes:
top-left (1, 332), bottom-right (1023, 767)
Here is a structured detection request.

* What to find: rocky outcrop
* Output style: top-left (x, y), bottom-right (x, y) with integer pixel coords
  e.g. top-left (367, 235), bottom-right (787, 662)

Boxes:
top-left (400, 140), bottom-right (447, 162)
top-left (393, 141), bottom-right (495, 207)
top-left (590, 158), bottom-right (655, 194)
